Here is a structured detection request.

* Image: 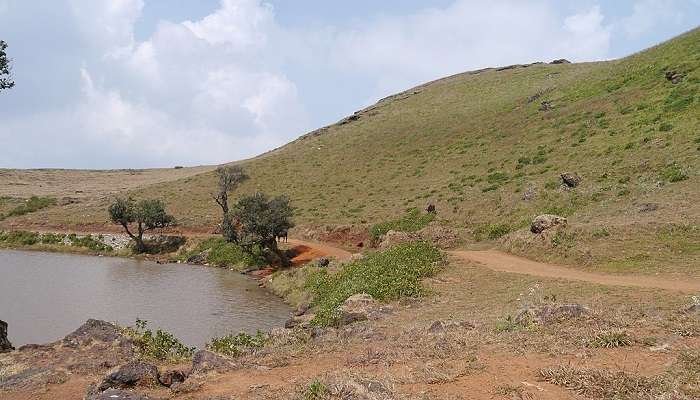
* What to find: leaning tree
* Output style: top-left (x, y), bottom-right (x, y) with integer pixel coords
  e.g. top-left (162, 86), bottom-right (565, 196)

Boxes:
top-left (0, 40), bottom-right (14, 91)
top-left (108, 197), bottom-right (175, 253)
top-left (213, 165), bottom-right (248, 242)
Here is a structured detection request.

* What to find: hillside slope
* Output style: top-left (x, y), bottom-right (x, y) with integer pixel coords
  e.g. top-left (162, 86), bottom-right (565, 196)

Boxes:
top-left (4, 28), bottom-right (699, 274)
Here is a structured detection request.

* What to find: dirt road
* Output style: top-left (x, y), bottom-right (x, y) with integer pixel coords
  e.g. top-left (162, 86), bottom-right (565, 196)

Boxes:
top-left (450, 250), bottom-right (700, 293)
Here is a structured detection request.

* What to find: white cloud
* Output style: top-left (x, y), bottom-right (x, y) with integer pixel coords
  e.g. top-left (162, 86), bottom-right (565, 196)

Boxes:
top-left (619, 0), bottom-right (684, 38)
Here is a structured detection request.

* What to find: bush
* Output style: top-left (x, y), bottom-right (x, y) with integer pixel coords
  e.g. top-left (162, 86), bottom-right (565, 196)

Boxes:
top-left (369, 208), bottom-right (435, 242)
top-left (206, 331), bottom-right (266, 357)
top-left (475, 223), bottom-right (513, 241)
top-left (40, 233), bottom-right (66, 245)
top-left (123, 319), bottom-right (194, 361)
top-left (69, 234), bottom-right (113, 252)
top-left (303, 380), bottom-right (328, 400)
top-left (306, 242), bottom-right (442, 326)
top-left (661, 163), bottom-right (689, 183)
top-left (587, 330), bottom-right (632, 348)
top-left (4, 196), bottom-right (56, 218)
top-left (0, 230), bottom-right (40, 245)
top-left (178, 238), bottom-right (265, 269)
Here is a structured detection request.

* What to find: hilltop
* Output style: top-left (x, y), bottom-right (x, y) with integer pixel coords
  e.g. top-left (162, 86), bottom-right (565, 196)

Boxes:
top-left (2, 28), bottom-right (699, 274)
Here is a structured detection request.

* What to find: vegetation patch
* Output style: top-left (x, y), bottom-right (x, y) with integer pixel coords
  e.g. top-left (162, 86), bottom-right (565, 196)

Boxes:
top-left (1, 196), bottom-right (56, 220)
top-left (206, 331), bottom-right (266, 357)
top-left (586, 330), bottom-right (632, 348)
top-left (305, 242), bottom-right (442, 326)
top-left (539, 365), bottom-right (668, 399)
top-left (369, 208), bottom-right (435, 242)
top-left (177, 237), bottom-right (265, 269)
top-left (660, 163), bottom-right (689, 183)
top-left (474, 223), bottom-right (514, 241)
top-left (122, 319), bottom-right (195, 361)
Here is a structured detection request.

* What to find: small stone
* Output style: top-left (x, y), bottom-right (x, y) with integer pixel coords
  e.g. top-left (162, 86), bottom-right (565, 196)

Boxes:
top-left (530, 214), bottom-right (567, 234)
top-left (560, 172), bottom-right (582, 188)
top-left (191, 350), bottom-right (236, 374)
top-left (98, 362), bottom-right (160, 391)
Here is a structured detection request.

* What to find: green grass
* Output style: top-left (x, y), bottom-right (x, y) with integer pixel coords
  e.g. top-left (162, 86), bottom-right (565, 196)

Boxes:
top-left (122, 319), bottom-right (195, 361)
top-left (305, 242), bottom-right (442, 326)
top-left (177, 237), bottom-right (265, 269)
top-left (369, 208), bottom-right (435, 242)
top-left (1, 196), bottom-right (56, 219)
top-left (587, 330), bottom-right (632, 348)
top-left (206, 331), bottom-right (267, 357)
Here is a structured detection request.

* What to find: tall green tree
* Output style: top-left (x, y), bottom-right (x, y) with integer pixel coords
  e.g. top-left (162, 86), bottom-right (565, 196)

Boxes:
top-left (108, 197), bottom-right (175, 253)
top-left (231, 193), bottom-right (294, 266)
top-left (0, 40), bottom-right (14, 91)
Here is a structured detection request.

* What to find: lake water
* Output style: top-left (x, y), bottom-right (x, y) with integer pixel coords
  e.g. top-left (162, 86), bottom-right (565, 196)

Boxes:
top-left (0, 250), bottom-right (291, 348)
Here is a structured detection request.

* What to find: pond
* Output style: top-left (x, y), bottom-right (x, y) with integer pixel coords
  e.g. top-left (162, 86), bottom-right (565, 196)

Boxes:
top-left (0, 250), bottom-right (291, 348)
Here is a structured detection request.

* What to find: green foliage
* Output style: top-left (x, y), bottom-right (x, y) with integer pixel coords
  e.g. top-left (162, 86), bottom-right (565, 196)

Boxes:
top-left (369, 208), bottom-right (435, 242)
top-left (3, 196), bottom-right (56, 219)
top-left (68, 234), bottom-right (113, 252)
top-left (661, 163), bottom-right (689, 183)
top-left (206, 331), bottom-right (266, 357)
top-left (179, 238), bottom-right (265, 269)
top-left (659, 122), bottom-right (674, 132)
top-left (303, 380), bottom-right (328, 400)
top-left (109, 197), bottom-right (175, 252)
top-left (495, 315), bottom-right (519, 333)
top-left (231, 193), bottom-right (294, 260)
top-left (0, 230), bottom-right (40, 245)
top-left (306, 242), bottom-right (442, 326)
top-left (0, 40), bottom-right (14, 90)
top-left (123, 319), bottom-right (194, 361)
top-left (587, 330), bottom-right (632, 348)
top-left (40, 233), bottom-right (65, 244)
top-left (474, 223), bottom-right (513, 241)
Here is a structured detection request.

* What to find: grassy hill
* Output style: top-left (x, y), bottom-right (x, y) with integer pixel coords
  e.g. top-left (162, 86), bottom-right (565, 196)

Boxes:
top-left (3, 28), bottom-right (699, 274)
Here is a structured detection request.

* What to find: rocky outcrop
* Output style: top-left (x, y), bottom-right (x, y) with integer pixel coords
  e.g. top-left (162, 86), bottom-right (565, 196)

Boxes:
top-left (98, 361), bottom-right (160, 391)
top-left (337, 294), bottom-right (391, 326)
top-left (665, 70), bottom-right (684, 84)
top-left (86, 387), bottom-right (151, 400)
top-left (550, 59), bottom-right (571, 64)
top-left (186, 249), bottom-right (211, 265)
top-left (191, 350), bottom-right (238, 375)
top-left (515, 303), bottom-right (590, 326)
top-left (531, 214), bottom-right (567, 234)
top-left (0, 319), bottom-right (13, 353)
top-left (418, 223), bottom-right (459, 249)
top-left (63, 319), bottom-right (121, 347)
top-left (560, 172), bottom-right (582, 188)
top-left (0, 367), bottom-right (68, 390)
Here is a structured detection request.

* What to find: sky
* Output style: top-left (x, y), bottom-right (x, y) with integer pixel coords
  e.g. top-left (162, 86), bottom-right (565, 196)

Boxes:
top-left (0, 0), bottom-right (698, 169)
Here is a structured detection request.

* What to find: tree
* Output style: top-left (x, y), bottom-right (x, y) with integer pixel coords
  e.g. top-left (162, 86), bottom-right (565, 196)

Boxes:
top-left (0, 40), bottom-right (14, 91)
top-left (231, 193), bottom-right (294, 266)
top-left (213, 165), bottom-right (248, 242)
top-left (108, 197), bottom-right (175, 253)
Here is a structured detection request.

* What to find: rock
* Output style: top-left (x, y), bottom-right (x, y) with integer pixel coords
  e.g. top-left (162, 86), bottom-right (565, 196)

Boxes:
top-left (665, 70), bottom-right (683, 84)
top-left (638, 203), bottom-right (659, 213)
top-left (378, 230), bottom-right (419, 249)
top-left (550, 59), bottom-right (571, 64)
top-left (560, 172), bottom-right (582, 188)
top-left (86, 386), bottom-right (151, 400)
top-left (425, 203), bottom-right (436, 214)
top-left (62, 319), bottom-right (121, 347)
top-left (284, 314), bottom-right (315, 329)
top-left (294, 303), bottom-right (311, 317)
top-left (98, 362), bottom-right (160, 391)
top-left (539, 101), bottom-right (553, 111)
top-left (683, 304), bottom-right (700, 315)
top-left (0, 319), bottom-right (13, 353)
top-left (191, 350), bottom-right (236, 374)
top-left (317, 257), bottom-right (331, 268)
top-left (530, 214), bottom-right (567, 234)
top-left (337, 294), bottom-right (390, 326)
top-left (158, 369), bottom-right (188, 387)
top-left (427, 320), bottom-right (475, 334)
top-left (0, 367), bottom-right (68, 390)
top-left (418, 223), bottom-right (458, 249)
top-left (187, 249), bottom-right (210, 264)
top-left (515, 303), bottom-right (590, 326)
top-left (522, 186), bottom-right (537, 201)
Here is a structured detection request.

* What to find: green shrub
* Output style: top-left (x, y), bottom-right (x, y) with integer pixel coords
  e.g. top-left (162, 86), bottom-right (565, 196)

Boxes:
top-left (123, 319), bottom-right (194, 361)
top-left (70, 235), bottom-right (113, 252)
top-left (306, 242), bottom-right (442, 326)
top-left (661, 163), bottom-right (689, 183)
top-left (659, 122), bottom-right (674, 132)
top-left (206, 331), bottom-right (266, 357)
top-left (369, 208), bottom-right (435, 242)
top-left (475, 223), bottom-right (513, 241)
top-left (0, 230), bottom-right (40, 245)
top-left (5, 196), bottom-right (56, 218)
top-left (178, 238), bottom-right (265, 269)
top-left (303, 380), bottom-right (328, 400)
top-left (40, 233), bottom-right (66, 245)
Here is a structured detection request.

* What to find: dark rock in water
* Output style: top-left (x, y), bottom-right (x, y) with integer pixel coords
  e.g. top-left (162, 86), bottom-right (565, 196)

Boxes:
top-left (191, 350), bottom-right (237, 374)
top-left (531, 214), bottom-right (567, 234)
top-left (63, 319), bottom-right (121, 347)
top-left (98, 361), bottom-right (160, 391)
top-left (86, 386), bottom-right (151, 400)
top-left (187, 249), bottom-right (210, 265)
top-left (158, 369), bottom-right (188, 387)
top-left (515, 303), bottom-right (590, 326)
top-left (561, 172), bottom-right (582, 188)
top-left (550, 59), bottom-right (571, 64)
top-left (0, 319), bottom-right (13, 353)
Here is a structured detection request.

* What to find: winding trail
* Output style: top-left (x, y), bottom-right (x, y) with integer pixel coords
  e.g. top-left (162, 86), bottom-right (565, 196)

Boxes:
top-left (449, 250), bottom-right (700, 293)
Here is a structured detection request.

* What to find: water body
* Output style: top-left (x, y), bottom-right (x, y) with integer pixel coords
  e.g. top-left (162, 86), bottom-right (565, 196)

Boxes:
top-left (0, 250), bottom-right (291, 348)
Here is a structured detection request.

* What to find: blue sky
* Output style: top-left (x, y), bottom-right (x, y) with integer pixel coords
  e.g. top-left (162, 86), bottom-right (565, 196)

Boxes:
top-left (0, 0), bottom-right (698, 168)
